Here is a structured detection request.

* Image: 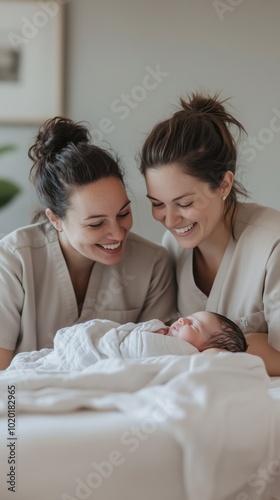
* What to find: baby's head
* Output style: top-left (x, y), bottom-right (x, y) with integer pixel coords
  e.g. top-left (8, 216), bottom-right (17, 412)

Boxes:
top-left (168, 311), bottom-right (248, 353)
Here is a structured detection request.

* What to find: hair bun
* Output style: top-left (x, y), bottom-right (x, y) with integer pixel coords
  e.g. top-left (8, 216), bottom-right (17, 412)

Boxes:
top-left (179, 92), bottom-right (228, 117)
top-left (28, 116), bottom-right (91, 162)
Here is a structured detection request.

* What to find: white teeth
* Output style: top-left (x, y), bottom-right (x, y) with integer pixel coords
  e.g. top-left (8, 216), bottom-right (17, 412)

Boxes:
top-left (174, 223), bottom-right (195, 234)
top-left (101, 242), bottom-right (121, 250)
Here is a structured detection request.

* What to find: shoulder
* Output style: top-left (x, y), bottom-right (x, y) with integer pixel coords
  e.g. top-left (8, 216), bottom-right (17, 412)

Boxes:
top-left (235, 203), bottom-right (280, 238)
top-left (0, 221), bottom-right (57, 252)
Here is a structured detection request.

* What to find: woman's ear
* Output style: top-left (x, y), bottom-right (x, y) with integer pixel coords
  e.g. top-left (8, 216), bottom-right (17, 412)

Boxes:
top-left (220, 171), bottom-right (234, 198)
top-left (45, 208), bottom-right (62, 232)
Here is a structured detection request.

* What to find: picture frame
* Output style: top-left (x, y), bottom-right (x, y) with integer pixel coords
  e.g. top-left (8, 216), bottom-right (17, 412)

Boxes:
top-left (0, 0), bottom-right (64, 125)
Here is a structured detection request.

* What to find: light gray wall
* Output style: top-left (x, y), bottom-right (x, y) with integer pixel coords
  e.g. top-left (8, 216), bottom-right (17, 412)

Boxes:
top-left (1, 0), bottom-right (280, 242)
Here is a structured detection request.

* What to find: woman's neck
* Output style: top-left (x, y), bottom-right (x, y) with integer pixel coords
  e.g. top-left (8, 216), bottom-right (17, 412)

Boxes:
top-left (58, 232), bottom-right (94, 274)
top-left (58, 232), bottom-right (94, 308)
top-left (197, 204), bottom-right (235, 265)
top-left (193, 209), bottom-right (235, 296)
top-left (197, 224), bottom-right (232, 268)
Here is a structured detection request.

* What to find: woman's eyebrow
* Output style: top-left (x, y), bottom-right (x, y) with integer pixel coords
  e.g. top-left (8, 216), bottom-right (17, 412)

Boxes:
top-left (83, 200), bottom-right (131, 221)
top-left (146, 195), bottom-right (159, 200)
top-left (146, 193), bottom-right (194, 201)
top-left (119, 200), bottom-right (131, 210)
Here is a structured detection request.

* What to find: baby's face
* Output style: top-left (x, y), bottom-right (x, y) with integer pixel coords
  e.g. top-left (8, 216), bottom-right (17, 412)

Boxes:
top-left (168, 311), bottom-right (218, 350)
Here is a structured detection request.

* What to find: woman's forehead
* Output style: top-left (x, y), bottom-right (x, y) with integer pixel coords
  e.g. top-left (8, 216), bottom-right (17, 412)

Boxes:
top-left (145, 164), bottom-right (205, 197)
top-left (68, 178), bottom-right (128, 216)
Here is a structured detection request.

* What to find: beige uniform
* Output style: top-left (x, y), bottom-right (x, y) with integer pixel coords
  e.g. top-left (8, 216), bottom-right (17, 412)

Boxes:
top-left (0, 221), bottom-right (177, 354)
top-left (163, 203), bottom-right (280, 350)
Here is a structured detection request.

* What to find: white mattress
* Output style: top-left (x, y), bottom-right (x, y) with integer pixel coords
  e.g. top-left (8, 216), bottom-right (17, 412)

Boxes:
top-left (0, 410), bottom-right (185, 500)
top-left (1, 398), bottom-right (280, 500)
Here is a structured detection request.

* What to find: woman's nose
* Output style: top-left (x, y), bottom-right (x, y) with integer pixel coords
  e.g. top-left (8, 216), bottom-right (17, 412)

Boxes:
top-left (164, 207), bottom-right (181, 229)
top-left (108, 221), bottom-right (125, 240)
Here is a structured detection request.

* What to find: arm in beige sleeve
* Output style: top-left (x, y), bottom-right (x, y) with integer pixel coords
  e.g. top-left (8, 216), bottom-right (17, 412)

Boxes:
top-left (246, 333), bottom-right (280, 376)
top-left (138, 246), bottom-right (178, 324)
top-left (0, 348), bottom-right (14, 371)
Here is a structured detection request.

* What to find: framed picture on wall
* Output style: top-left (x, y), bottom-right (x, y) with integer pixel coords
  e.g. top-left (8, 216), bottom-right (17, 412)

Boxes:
top-left (0, 0), bottom-right (64, 125)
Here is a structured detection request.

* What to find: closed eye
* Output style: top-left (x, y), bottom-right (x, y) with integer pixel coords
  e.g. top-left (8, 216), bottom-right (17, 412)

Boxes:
top-left (151, 202), bottom-right (164, 208)
top-left (178, 202), bottom-right (193, 208)
top-left (88, 222), bottom-right (103, 228)
top-left (191, 322), bottom-right (199, 331)
top-left (117, 210), bottom-right (130, 218)
top-left (151, 202), bottom-right (193, 209)
top-left (88, 211), bottom-right (130, 228)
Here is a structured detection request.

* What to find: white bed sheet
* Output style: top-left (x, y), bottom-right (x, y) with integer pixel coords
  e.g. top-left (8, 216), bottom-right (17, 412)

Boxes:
top-left (0, 410), bottom-right (185, 500)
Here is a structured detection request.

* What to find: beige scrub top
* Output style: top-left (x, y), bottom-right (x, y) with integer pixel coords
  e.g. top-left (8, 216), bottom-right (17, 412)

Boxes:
top-left (163, 202), bottom-right (280, 351)
top-left (0, 221), bottom-right (177, 354)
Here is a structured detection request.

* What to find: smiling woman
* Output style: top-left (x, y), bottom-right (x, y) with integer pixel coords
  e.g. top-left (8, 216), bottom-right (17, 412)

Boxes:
top-left (139, 91), bottom-right (280, 376)
top-left (46, 177), bottom-right (133, 269)
top-left (0, 116), bottom-right (177, 370)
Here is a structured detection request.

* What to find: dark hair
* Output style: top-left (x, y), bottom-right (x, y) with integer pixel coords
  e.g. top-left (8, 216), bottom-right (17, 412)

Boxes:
top-left (203, 312), bottom-right (248, 353)
top-left (29, 116), bottom-right (125, 221)
top-left (139, 92), bottom-right (248, 232)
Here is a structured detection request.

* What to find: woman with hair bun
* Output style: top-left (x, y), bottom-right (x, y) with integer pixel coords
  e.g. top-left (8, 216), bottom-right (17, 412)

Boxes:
top-left (0, 117), bottom-right (177, 370)
top-left (140, 92), bottom-right (280, 376)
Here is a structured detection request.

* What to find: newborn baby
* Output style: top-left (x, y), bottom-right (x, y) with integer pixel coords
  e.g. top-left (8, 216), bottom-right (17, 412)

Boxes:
top-left (156, 311), bottom-right (248, 353)
top-left (7, 311), bottom-right (247, 372)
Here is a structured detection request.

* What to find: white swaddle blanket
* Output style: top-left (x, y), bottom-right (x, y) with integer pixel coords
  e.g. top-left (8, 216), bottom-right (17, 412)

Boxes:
top-left (8, 318), bottom-right (198, 371)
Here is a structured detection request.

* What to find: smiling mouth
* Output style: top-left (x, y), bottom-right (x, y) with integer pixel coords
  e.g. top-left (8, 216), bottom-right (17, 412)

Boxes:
top-left (174, 223), bottom-right (195, 235)
top-left (96, 241), bottom-right (123, 254)
top-left (99, 242), bottom-right (121, 250)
